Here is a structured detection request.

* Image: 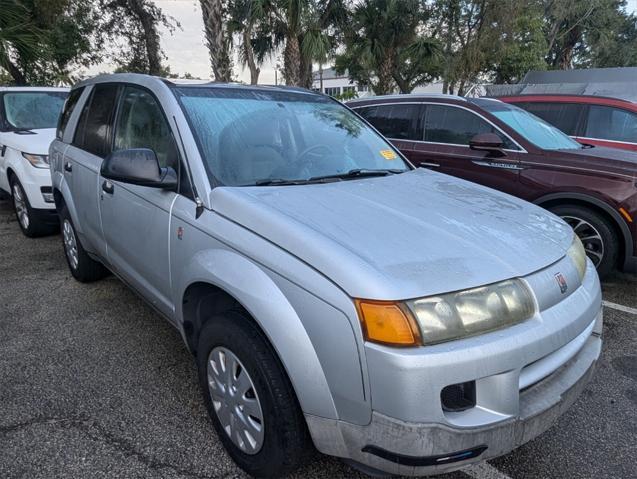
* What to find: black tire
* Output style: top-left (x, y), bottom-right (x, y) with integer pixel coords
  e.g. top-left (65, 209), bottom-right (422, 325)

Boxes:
top-left (58, 205), bottom-right (108, 282)
top-left (549, 204), bottom-right (619, 279)
top-left (9, 176), bottom-right (54, 237)
top-left (197, 311), bottom-right (313, 477)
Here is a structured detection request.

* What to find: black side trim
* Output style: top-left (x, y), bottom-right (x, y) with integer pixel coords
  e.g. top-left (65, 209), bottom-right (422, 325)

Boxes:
top-left (361, 444), bottom-right (488, 467)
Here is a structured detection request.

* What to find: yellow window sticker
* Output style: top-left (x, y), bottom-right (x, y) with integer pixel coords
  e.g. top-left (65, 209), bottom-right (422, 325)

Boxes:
top-left (380, 149), bottom-right (397, 160)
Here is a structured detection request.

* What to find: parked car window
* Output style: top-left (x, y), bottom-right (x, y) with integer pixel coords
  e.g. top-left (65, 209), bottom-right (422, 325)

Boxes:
top-left (423, 104), bottom-right (515, 149)
top-left (357, 104), bottom-right (423, 141)
top-left (585, 105), bottom-right (637, 143)
top-left (74, 84), bottom-right (119, 157)
top-left (520, 102), bottom-right (584, 136)
top-left (2, 91), bottom-right (67, 131)
top-left (57, 87), bottom-right (84, 140)
top-left (174, 87), bottom-right (410, 187)
top-left (114, 86), bottom-right (179, 169)
top-left (472, 98), bottom-right (581, 150)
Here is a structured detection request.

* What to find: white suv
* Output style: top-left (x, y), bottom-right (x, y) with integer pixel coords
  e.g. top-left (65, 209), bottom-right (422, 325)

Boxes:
top-left (0, 87), bottom-right (68, 236)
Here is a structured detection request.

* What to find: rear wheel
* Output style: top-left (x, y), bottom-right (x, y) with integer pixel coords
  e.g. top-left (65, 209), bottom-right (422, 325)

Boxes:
top-left (197, 311), bottom-right (313, 477)
top-left (59, 205), bottom-right (108, 282)
top-left (549, 204), bottom-right (618, 278)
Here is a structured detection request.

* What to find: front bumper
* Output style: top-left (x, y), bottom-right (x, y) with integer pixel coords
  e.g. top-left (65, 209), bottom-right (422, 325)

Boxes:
top-left (306, 257), bottom-right (603, 475)
top-left (306, 329), bottom-right (600, 476)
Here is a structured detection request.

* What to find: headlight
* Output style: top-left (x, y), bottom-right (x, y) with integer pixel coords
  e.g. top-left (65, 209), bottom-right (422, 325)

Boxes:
top-left (22, 152), bottom-right (49, 169)
top-left (356, 279), bottom-right (535, 347)
top-left (567, 234), bottom-right (587, 282)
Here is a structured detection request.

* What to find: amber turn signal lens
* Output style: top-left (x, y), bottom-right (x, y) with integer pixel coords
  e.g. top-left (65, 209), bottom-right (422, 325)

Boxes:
top-left (355, 300), bottom-right (421, 347)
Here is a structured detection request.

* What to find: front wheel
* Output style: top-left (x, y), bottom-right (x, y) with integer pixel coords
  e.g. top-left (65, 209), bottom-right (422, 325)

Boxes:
top-left (197, 311), bottom-right (313, 477)
top-left (10, 176), bottom-right (53, 237)
top-left (550, 204), bottom-right (618, 278)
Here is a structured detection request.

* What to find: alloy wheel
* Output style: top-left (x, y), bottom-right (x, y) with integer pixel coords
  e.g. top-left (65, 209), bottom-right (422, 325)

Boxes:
top-left (561, 215), bottom-right (604, 267)
top-left (207, 346), bottom-right (264, 455)
top-left (12, 184), bottom-right (29, 230)
top-left (63, 219), bottom-right (79, 270)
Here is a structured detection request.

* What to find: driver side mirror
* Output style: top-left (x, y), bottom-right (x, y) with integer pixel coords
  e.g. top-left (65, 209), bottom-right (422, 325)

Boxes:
top-left (101, 148), bottom-right (177, 189)
top-left (469, 133), bottom-right (506, 156)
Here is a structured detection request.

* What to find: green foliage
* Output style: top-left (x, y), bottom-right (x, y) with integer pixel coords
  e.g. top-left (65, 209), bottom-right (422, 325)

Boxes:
top-left (335, 0), bottom-right (441, 95)
top-left (333, 88), bottom-right (358, 101)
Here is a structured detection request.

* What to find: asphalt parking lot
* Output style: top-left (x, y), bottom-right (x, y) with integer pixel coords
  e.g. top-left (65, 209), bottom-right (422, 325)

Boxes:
top-left (0, 196), bottom-right (635, 479)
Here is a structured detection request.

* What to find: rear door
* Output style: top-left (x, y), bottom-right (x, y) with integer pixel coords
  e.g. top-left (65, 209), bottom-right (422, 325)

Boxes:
top-left (412, 103), bottom-right (523, 195)
top-left (98, 85), bottom-right (182, 316)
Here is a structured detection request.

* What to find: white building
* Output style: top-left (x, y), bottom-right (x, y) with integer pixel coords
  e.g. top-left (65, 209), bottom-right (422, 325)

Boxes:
top-left (311, 67), bottom-right (444, 98)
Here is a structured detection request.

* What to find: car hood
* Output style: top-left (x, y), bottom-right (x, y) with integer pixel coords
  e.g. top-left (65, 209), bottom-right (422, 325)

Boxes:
top-left (0, 128), bottom-right (56, 155)
top-left (211, 169), bottom-right (573, 300)
top-left (557, 146), bottom-right (637, 177)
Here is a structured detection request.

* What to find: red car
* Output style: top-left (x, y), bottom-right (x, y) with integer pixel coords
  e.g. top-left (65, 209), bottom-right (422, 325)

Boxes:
top-left (347, 95), bottom-right (637, 277)
top-left (497, 94), bottom-right (637, 152)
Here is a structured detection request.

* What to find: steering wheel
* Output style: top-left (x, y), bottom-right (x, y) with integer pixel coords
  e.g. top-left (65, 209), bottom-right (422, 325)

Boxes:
top-left (295, 144), bottom-right (335, 176)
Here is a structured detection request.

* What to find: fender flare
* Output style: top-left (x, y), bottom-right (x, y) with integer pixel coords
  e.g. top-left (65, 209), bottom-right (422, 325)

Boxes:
top-left (52, 170), bottom-right (84, 237)
top-left (178, 248), bottom-right (339, 420)
top-left (534, 192), bottom-right (633, 261)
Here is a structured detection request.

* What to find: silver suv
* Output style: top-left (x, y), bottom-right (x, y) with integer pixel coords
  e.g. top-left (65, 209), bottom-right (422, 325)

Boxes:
top-left (50, 74), bottom-right (603, 477)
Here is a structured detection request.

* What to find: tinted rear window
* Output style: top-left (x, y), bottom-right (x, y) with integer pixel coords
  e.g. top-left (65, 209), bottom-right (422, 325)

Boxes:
top-left (585, 105), bottom-right (637, 143)
top-left (356, 104), bottom-right (423, 141)
top-left (57, 87), bottom-right (85, 140)
top-left (515, 102), bottom-right (584, 136)
top-left (74, 84), bottom-right (119, 157)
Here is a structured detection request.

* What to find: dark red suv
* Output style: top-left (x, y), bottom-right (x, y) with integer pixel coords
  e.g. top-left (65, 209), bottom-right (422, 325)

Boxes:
top-left (497, 94), bottom-right (637, 152)
top-left (347, 95), bottom-right (637, 277)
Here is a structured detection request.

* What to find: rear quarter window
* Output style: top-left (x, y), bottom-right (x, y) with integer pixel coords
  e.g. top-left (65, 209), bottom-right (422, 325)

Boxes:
top-left (585, 105), bottom-right (637, 143)
top-left (57, 87), bottom-right (85, 140)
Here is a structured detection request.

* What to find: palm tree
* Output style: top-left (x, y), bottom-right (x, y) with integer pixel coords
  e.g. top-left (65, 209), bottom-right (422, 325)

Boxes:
top-left (228, 0), bottom-right (276, 84)
top-left (336, 0), bottom-right (440, 95)
top-left (275, 0), bottom-right (347, 88)
top-left (0, 0), bottom-right (42, 85)
top-left (200, 0), bottom-right (233, 81)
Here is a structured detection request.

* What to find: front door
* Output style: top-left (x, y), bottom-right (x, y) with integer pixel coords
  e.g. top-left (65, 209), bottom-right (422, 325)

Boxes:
top-left (410, 103), bottom-right (523, 196)
top-left (99, 85), bottom-right (182, 317)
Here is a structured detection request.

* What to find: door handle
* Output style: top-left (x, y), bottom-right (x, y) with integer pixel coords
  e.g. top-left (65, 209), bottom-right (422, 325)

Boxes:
top-left (64, 161), bottom-right (72, 172)
top-left (419, 162), bottom-right (440, 168)
top-left (102, 180), bottom-right (114, 194)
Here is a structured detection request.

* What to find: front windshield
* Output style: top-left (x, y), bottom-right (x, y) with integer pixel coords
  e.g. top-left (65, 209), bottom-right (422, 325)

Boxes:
top-left (175, 87), bottom-right (410, 186)
top-left (471, 98), bottom-right (582, 150)
top-left (2, 92), bottom-right (67, 130)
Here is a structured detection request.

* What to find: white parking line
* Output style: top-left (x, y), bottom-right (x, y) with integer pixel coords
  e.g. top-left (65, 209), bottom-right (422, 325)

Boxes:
top-left (464, 462), bottom-right (513, 479)
top-left (602, 300), bottom-right (637, 316)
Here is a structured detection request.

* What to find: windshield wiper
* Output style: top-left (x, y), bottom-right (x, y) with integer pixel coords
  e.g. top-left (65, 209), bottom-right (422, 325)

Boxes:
top-left (253, 178), bottom-right (308, 186)
top-left (307, 168), bottom-right (404, 183)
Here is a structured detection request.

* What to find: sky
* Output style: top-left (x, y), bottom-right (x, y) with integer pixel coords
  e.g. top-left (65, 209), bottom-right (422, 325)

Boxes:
top-left (88, 0), bottom-right (637, 83)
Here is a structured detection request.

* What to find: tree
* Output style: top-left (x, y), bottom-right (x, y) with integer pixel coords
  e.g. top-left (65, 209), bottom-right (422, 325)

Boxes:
top-left (335, 0), bottom-right (440, 95)
top-left (228, 0), bottom-right (277, 84)
top-left (273, 0), bottom-right (347, 88)
top-left (0, 0), bottom-right (41, 84)
top-left (200, 0), bottom-right (233, 81)
top-left (101, 0), bottom-right (176, 75)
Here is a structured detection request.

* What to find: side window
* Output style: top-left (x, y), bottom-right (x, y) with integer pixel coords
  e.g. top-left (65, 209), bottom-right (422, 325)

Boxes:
top-left (423, 104), bottom-right (515, 149)
top-left (356, 104), bottom-right (423, 141)
top-left (57, 87), bottom-right (84, 140)
top-left (114, 86), bottom-right (179, 169)
top-left (74, 84), bottom-right (119, 157)
top-left (521, 102), bottom-right (584, 136)
top-left (585, 105), bottom-right (637, 143)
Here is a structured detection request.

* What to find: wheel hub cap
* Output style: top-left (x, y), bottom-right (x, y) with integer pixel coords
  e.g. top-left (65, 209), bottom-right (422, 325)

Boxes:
top-left (12, 184), bottom-right (29, 230)
top-left (63, 219), bottom-right (79, 270)
top-left (207, 347), bottom-right (264, 455)
top-left (561, 215), bottom-right (604, 267)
